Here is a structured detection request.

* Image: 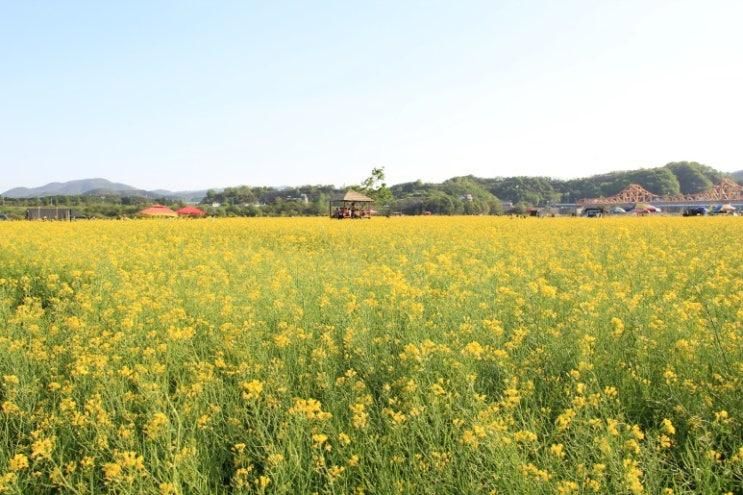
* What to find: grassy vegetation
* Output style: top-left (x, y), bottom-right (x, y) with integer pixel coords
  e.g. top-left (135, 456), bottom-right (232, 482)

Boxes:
top-left (0, 217), bottom-right (741, 494)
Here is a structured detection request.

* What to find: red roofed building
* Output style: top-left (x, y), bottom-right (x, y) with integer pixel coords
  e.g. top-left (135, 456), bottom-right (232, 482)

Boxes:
top-left (177, 206), bottom-right (206, 217)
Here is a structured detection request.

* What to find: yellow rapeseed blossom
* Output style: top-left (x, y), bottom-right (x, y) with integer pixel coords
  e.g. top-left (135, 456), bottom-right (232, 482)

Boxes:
top-left (8, 454), bottom-right (29, 471)
top-left (30, 437), bottom-right (55, 461)
top-left (146, 412), bottom-right (170, 439)
top-left (103, 462), bottom-right (123, 482)
top-left (549, 443), bottom-right (566, 459)
top-left (312, 434), bottom-right (329, 447)
top-left (289, 398), bottom-right (332, 421)
top-left (2, 375), bottom-right (19, 386)
top-left (159, 482), bottom-right (177, 495)
top-left (241, 379), bottom-right (264, 400)
top-left (103, 452), bottom-right (145, 484)
top-left (661, 419), bottom-right (676, 436)
top-left (0, 217), bottom-right (740, 493)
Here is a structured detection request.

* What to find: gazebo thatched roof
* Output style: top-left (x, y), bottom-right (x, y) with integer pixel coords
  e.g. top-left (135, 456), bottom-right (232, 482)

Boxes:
top-left (332, 190), bottom-right (374, 202)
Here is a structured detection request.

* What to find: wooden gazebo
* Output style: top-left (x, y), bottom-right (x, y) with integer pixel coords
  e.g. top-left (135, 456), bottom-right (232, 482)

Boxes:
top-left (329, 191), bottom-right (374, 219)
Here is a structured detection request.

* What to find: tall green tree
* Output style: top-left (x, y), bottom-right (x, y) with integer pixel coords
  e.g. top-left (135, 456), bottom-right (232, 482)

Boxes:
top-left (665, 162), bottom-right (713, 194)
top-left (358, 167), bottom-right (393, 211)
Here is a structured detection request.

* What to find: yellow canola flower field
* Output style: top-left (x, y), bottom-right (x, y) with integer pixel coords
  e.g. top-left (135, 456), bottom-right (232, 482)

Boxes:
top-left (0, 217), bottom-right (741, 494)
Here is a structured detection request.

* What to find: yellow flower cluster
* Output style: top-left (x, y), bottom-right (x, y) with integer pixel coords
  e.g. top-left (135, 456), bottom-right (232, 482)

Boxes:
top-left (0, 216), bottom-right (740, 494)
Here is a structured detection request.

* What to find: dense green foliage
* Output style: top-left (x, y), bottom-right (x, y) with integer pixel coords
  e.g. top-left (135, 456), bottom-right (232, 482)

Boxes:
top-left (355, 167), bottom-right (394, 210)
top-left (391, 177), bottom-right (502, 215)
top-left (202, 185), bottom-right (336, 217)
top-left (388, 162), bottom-right (733, 213)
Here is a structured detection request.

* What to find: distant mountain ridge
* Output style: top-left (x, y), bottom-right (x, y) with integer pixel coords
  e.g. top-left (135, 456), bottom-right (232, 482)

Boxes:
top-left (2, 178), bottom-right (210, 202)
top-left (3, 178), bottom-right (137, 198)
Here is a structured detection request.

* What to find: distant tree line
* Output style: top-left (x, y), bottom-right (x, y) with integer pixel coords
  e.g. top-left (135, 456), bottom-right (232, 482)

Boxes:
top-left (198, 161), bottom-right (737, 216)
top-left (0, 194), bottom-right (188, 219)
top-left (201, 185), bottom-right (336, 217)
top-left (390, 161), bottom-right (731, 213)
top-left (1, 162), bottom-right (739, 219)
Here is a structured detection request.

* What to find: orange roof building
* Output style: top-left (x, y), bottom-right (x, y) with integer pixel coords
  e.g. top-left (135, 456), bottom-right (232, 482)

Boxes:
top-left (138, 204), bottom-right (178, 217)
top-left (177, 206), bottom-right (206, 217)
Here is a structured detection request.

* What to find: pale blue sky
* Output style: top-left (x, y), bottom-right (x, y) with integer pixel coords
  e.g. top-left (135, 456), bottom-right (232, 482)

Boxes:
top-left (2, 0), bottom-right (742, 191)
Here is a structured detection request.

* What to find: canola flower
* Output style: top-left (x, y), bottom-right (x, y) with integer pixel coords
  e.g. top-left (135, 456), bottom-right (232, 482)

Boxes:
top-left (0, 216), bottom-right (741, 494)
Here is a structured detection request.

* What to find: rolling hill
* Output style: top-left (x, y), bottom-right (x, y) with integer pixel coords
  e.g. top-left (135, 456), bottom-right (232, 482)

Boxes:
top-left (2, 179), bottom-right (210, 202)
top-left (3, 178), bottom-right (137, 198)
